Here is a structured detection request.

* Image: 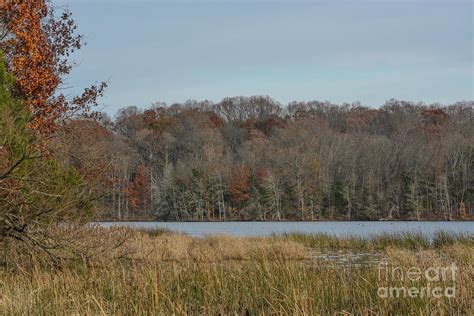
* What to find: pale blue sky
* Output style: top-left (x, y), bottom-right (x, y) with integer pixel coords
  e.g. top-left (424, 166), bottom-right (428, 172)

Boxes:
top-left (58, 0), bottom-right (473, 114)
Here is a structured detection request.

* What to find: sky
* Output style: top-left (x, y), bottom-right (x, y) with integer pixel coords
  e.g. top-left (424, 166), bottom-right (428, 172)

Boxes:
top-left (57, 0), bottom-right (473, 115)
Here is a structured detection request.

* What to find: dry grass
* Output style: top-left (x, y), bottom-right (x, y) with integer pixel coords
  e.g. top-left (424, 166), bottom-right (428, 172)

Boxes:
top-left (0, 228), bottom-right (472, 315)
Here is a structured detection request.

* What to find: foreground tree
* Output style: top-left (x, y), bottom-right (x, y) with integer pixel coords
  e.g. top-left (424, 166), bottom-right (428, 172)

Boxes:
top-left (0, 0), bottom-right (106, 263)
top-left (0, 57), bottom-right (94, 263)
top-left (0, 0), bottom-right (106, 133)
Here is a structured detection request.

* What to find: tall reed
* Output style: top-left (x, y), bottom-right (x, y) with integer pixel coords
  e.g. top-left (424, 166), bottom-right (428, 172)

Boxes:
top-left (1, 229), bottom-right (472, 315)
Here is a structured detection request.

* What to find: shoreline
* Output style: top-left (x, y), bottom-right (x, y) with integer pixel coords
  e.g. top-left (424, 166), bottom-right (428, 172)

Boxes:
top-left (92, 219), bottom-right (474, 223)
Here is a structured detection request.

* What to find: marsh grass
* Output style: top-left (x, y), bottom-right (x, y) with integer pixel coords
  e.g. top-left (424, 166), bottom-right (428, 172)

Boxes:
top-left (276, 231), bottom-right (473, 250)
top-left (135, 227), bottom-right (173, 237)
top-left (0, 228), bottom-right (472, 315)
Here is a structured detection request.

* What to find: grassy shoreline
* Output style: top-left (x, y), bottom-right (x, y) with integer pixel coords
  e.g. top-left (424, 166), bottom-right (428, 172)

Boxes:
top-left (1, 229), bottom-right (472, 315)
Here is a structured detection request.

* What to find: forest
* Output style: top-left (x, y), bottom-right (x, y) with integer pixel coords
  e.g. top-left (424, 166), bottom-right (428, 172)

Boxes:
top-left (54, 97), bottom-right (473, 221)
top-left (0, 0), bottom-right (472, 228)
top-left (0, 1), bottom-right (473, 314)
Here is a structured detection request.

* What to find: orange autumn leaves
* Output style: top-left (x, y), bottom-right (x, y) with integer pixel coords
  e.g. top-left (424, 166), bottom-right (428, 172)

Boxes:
top-left (4, 1), bottom-right (59, 129)
top-left (1, 0), bottom-right (105, 134)
top-left (229, 164), bottom-right (251, 204)
top-left (127, 165), bottom-right (151, 212)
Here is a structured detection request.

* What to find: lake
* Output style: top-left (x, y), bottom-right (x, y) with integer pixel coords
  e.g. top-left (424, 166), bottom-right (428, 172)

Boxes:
top-left (96, 221), bottom-right (473, 238)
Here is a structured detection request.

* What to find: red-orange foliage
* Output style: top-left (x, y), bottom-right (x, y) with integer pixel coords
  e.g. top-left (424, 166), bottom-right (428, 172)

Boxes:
top-left (421, 109), bottom-right (450, 126)
top-left (143, 109), bottom-right (177, 134)
top-left (459, 202), bottom-right (467, 220)
top-left (254, 115), bottom-right (287, 135)
top-left (1, 0), bottom-right (106, 134)
top-left (128, 165), bottom-right (151, 211)
top-left (419, 109), bottom-right (450, 141)
top-left (241, 115), bottom-right (287, 136)
top-left (229, 164), bottom-right (251, 204)
top-left (347, 109), bottom-right (380, 129)
top-left (207, 112), bottom-right (225, 128)
top-left (255, 166), bottom-right (270, 182)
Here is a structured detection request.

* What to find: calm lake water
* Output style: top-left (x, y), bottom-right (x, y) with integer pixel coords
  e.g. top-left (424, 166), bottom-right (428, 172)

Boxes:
top-left (96, 221), bottom-right (473, 238)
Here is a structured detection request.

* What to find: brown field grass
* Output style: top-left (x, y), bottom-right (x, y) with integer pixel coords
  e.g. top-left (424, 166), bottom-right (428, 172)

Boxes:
top-left (0, 228), bottom-right (472, 315)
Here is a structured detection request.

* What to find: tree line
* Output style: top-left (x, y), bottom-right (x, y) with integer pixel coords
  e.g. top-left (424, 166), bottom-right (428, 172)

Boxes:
top-left (55, 97), bottom-right (473, 221)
